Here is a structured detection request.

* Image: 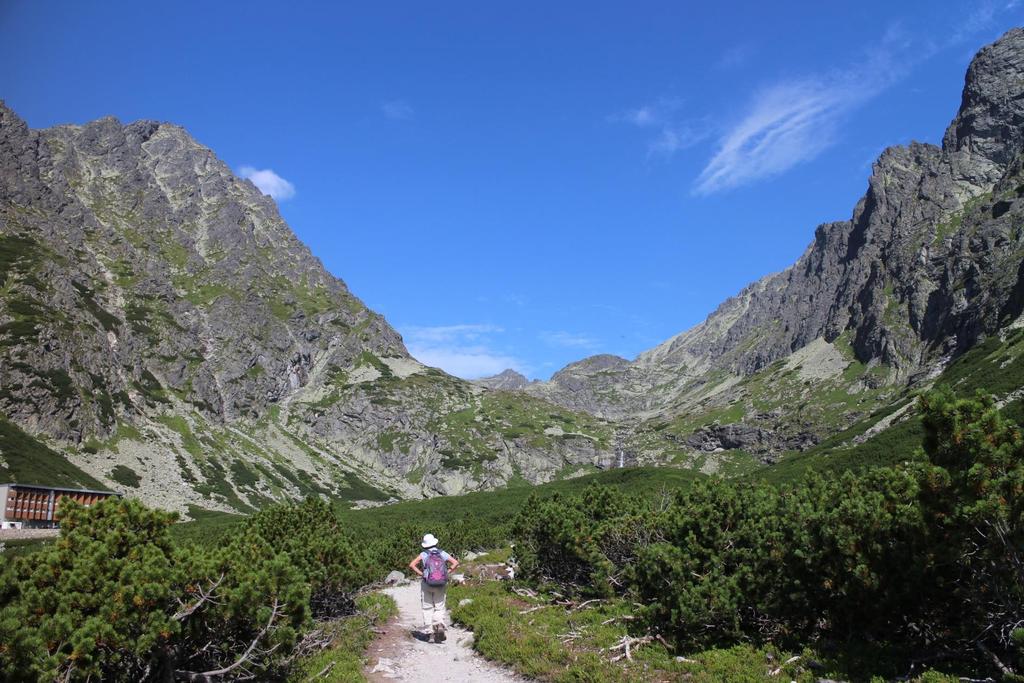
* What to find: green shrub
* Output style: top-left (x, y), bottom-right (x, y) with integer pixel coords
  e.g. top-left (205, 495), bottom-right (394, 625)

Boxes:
top-left (0, 498), bottom-right (182, 681)
top-left (238, 498), bottom-right (373, 617)
top-left (917, 388), bottom-right (1024, 670)
top-left (511, 387), bottom-right (1024, 678)
top-left (0, 497), bottom-right (372, 681)
top-left (511, 484), bottom-right (654, 594)
top-left (109, 464), bottom-right (141, 488)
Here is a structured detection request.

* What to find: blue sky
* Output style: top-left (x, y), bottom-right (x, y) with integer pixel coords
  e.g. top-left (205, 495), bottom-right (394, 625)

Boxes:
top-left (3, 2), bottom-right (1023, 379)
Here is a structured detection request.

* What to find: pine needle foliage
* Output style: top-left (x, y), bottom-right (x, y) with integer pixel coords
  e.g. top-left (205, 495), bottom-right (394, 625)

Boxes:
top-left (512, 387), bottom-right (1024, 678)
top-left (0, 497), bottom-right (371, 681)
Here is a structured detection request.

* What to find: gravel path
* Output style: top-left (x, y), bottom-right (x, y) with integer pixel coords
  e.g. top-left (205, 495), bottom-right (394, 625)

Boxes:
top-left (364, 581), bottom-right (522, 682)
top-left (0, 528), bottom-right (59, 541)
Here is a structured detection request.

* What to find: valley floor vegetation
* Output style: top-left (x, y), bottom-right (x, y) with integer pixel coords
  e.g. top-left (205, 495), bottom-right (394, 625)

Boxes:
top-left (0, 388), bottom-right (1020, 681)
top-left (499, 387), bottom-right (1024, 681)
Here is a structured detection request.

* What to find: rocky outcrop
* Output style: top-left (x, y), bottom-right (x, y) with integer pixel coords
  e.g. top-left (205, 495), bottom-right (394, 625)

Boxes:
top-left (683, 423), bottom-right (817, 461)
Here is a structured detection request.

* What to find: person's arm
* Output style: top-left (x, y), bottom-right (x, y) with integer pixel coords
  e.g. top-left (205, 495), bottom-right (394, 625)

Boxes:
top-left (447, 555), bottom-right (460, 570)
top-left (409, 554), bottom-right (423, 577)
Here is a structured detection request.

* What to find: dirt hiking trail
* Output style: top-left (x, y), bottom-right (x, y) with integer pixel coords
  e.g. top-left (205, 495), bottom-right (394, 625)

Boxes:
top-left (364, 581), bottom-right (522, 682)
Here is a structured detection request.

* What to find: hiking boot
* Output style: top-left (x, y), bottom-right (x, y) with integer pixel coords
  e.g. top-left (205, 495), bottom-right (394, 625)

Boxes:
top-left (432, 623), bottom-right (446, 642)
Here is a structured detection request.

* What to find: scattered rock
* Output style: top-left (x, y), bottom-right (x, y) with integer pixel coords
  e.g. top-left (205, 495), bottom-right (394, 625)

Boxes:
top-left (384, 570), bottom-right (406, 585)
top-left (369, 657), bottom-right (395, 675)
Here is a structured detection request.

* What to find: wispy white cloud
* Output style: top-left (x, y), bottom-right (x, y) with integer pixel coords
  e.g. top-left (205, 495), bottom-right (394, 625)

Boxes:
top-left (610, 97), bottom-right (682, 127)
top-left (238, 166), bottom-right (296, 201)
top-left (540, 331), bottom-right (600, 350)
top-left (610, 97), bottom-right (710, 159)
top-left (407, 346), bottom-right (523, 379)
top-left (648, 123), bottom-right (711, 158)
top-left (694, 7), bottom-right (1024, 194)
top-left (381, 100), bottom-right (415, 121)
top-left (694, 27), bottom-right (917, 195)
top-left (694, 80), bottom-right (860, 194)
top-left (401, 324), bottom-right (527, 379)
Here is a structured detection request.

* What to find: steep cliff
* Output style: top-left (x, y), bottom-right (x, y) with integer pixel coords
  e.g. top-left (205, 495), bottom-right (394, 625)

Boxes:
top-left (526, 28), bottom-right (1024, 460)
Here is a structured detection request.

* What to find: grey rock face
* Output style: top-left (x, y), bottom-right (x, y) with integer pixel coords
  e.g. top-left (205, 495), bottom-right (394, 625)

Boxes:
top-left (526, 355), bottom-right (639, 419)
top-left (684, 424), bottom-right (774, 452)
top-left (944, 27), bottom-right (1024, 190)
top-left (683, 423), bottom-right (818, 460)
top-left (0, 105), bottom-right (401, 438)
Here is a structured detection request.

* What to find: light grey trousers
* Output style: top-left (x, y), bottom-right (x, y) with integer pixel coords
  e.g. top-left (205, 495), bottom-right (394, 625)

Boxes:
top-left (420, 581), bottom-right (447, 626)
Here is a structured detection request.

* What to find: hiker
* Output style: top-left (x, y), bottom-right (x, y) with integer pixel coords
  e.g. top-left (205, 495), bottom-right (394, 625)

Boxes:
top-left (408, 533), bottom-right (459, 642)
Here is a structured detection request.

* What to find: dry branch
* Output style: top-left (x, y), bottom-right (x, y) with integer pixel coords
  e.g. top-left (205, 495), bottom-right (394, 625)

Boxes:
top-left (601, 615), bottom-right (636, 625)
top-left (558, 627), bottom-right (587, 644)
top-left (976, 641), bottom-right (1016, 678)
top-left (768, 654), bottom-right (801, 676)
top-left (518, 604), bottom-right (549, 615)
top-left (604, 634), bottom-right (655, 662)
top-left (174, 574), bottom-right (226, 621)
top-left (176, 598), bottom-right (284, 681)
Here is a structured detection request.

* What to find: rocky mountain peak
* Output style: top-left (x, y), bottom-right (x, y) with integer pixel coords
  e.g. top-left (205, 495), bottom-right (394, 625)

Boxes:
top-left (552, 354), bottom-right (630, 378)
top-left (472, 369), bottom-right (530, 390)
top-left (944, 27), bottom-right (1024, 189)
top-left (0, 104), bottom-right (406, 440)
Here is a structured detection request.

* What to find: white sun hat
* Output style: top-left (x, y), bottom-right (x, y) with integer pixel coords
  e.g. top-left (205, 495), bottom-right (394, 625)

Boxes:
top-left (421, 533), bottom-right (439, 548)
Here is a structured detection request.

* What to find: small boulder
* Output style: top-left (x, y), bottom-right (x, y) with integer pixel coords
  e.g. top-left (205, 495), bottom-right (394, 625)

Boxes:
top-left (384, 570), bottom-right (406, 585)
top-left (370, 658), bottom-right (395, 675)
top-left (458, 598), bottom-right (473, 606)
top-left (450, 573), bottom-right (466, 584)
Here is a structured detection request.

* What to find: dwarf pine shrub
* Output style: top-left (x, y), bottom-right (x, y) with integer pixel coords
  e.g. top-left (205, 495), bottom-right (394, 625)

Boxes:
top-left (0, 497), bottom-right (371, 681)
top-left (512, 388), bottom-right (1024, 676)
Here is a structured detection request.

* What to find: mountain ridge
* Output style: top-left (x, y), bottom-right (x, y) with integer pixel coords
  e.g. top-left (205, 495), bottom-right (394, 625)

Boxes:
top-left (521, 28), bottom-right (1024, 438)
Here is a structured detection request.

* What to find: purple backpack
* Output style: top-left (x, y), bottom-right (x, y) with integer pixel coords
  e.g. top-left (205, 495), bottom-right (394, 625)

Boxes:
top-left (423, 549), bottom-right (448, 586)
